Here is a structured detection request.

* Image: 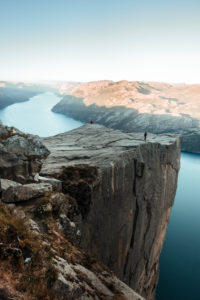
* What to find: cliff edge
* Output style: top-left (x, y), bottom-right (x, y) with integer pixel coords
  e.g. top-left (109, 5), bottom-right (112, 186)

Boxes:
top-left (41, 124), bottom-right (181, 299)
top-left (0, 123), bottom-right (147, 300)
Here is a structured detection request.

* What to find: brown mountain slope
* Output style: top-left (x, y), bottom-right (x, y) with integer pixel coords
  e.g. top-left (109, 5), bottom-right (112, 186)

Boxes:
top-left (70, 80), bottom-right (200, 121)
top-left (52, 80), bottom-right (200, 152)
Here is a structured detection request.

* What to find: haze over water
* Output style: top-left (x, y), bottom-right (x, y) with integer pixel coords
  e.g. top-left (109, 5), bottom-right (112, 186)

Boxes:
top-left (0, 92), bottom-right (83, 136)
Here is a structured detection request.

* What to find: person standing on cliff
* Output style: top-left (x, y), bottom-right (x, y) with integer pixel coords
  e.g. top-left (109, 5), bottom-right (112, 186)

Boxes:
top-left (144, 131), bottom-right (147, 141)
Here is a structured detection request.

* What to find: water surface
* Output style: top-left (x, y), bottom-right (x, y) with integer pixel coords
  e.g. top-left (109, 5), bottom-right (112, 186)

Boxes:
top-left (0, 92), bottom-right (83, 136)
top-left (157, 152), bottom-right (200, 300)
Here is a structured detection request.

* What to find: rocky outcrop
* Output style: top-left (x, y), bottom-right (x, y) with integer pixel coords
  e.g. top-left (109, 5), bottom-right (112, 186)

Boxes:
top-left (0, 123), bottom-right (49, 183)
top-left (0, 178), bottom-right (21, 193)
top-left (52, 256), bottom-right (145, 300)
top-left (2, 182), bottom-right (52, 203)
top-left (0, 185), bottom-right (145, 300)
top-left (41, 124), bottom-right (181, 299)
top-left (0, 123), bottom-right (147, 300)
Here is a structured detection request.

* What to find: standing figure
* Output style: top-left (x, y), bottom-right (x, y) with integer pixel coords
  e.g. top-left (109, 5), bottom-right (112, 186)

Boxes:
top-left (144, 131), bottom-right (147, 141)
top-left (89, 120), bottom-right (94, 124)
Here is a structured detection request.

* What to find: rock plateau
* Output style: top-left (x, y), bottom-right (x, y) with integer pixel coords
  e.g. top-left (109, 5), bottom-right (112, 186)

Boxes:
top-left (0, 123), bottom-right (180, 300)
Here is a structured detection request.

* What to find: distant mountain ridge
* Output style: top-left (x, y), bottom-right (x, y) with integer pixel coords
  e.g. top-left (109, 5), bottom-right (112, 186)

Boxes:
top-left (0, 81), bottom-right (80, 109)
top-left (52, 80), bottom-right (200, 153)
top-left (69, 80), bottom-right (200, 122)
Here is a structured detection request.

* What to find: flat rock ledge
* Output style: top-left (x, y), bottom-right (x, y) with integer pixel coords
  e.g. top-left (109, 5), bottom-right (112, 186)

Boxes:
top-left (41, 124), bottom-right (181, 300)
top-left (2, 182), bottom-right (52, 203)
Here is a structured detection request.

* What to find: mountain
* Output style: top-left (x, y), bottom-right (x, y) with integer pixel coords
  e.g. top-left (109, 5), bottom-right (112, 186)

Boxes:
top-left (0, 81), bottom-right (80, 109)
top-left (52, 80), bottom-right (200, 152)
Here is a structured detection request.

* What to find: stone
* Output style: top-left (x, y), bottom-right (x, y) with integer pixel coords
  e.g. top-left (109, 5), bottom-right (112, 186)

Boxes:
top-left (0, 178), bottom-right (22, 193)
top-left (41, 124), bottom-right (181, 299)
top-left (52, 255), bottom-right (144, 300)
top-left (24, 218), bottom-right (40, 234)
top-left (13, 209), bottom-right (26, 219)
top-left (59, 214), bottom-right (77, 241)
top-left (110, 277), bottom-right (146, 300)
top-left (0, 126), bottom-right (49, 183)
top-left (74, 264), bottom-right (114, 298)
top-left (3, 135), bottom-right (48, 159)
top-left (38, 175), bottom-right (62, 192)
top-left (53, 273), bottom-right (83, 300)
top-left (2, 183), bottom-right (52, 203)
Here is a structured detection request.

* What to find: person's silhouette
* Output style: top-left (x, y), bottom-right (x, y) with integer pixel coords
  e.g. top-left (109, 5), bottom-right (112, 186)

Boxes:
top-left (144, 131), bottom-right (147, 141)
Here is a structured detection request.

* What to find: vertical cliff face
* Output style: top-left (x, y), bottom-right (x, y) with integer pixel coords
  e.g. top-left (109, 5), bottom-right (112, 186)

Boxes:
top-left (41, 125), bottom-right (181, 299)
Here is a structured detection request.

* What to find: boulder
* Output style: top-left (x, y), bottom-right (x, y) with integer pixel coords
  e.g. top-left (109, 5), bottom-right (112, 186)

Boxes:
top-left (0, 125), bottom-right (49, 183)
top-left (2, 183), bottom-right (52, 203)
top-left (3, 135), bottom-right (48, 158)
top-left (52, 256), bottom-right (145, 300)
top-left (0, 178), bottom-right (21, 193)
top-left (37, 175), bottom-right (62, 192)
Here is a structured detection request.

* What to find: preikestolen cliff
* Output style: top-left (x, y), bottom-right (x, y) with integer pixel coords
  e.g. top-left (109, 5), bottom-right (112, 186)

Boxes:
top-left (1, 1), bottom-right (200, 298)
top-left (2, 81), bottom-right (200, 300)
top-left (0, 118), bottom-right (180, 300)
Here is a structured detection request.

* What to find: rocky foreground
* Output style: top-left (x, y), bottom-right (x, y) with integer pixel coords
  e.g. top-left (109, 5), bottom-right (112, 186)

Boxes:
top-left (0, 123), bottom-right (180, 300)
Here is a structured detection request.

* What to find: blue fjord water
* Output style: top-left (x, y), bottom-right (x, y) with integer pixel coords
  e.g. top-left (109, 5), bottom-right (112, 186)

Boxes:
top-left (0, 92), bottom-right (199, 300)
top-left (0, 92), bottom-right (83, 136)
top-left (156, 152), bottom-right (200, 300)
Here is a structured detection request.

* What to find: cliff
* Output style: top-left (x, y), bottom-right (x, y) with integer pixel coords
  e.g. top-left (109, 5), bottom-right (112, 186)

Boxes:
top-left (41, 124), bottom-right (181, 299)
top-left (51, 80), bottom-right (200, 152)
top-left (0, 123), bottom-right (180, 299)
top-left (0, 123), bottom-right (146, 300)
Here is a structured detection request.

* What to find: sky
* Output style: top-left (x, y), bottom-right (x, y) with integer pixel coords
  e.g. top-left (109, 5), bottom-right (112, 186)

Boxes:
top-left (0, 0), bottom-right (200, 83)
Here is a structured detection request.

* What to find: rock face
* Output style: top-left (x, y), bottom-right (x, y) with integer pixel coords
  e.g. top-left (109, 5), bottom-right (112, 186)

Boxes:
top-left (0, 123), bottom-right (148, 300)
top-left (52, 256), bottom-right (145, 300)
top-left (2, 183), bottom-right (52, 203)
top-left (0, 123), bottom-right (49, 183)
top-left (41, 124), bottom-right (181, 299)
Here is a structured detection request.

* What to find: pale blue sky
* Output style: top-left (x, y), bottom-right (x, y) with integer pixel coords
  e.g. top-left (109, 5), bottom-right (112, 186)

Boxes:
top-left (0, 0), bottom-right (200, 83)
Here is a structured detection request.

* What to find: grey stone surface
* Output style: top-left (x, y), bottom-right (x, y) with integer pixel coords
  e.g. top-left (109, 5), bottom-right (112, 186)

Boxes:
top-left (41, 124), bottom-right (181, 299)
top-left (0, 124), bottom-right (49, 183)
top-left (38, 175), bottom-right (62, 192)
top-left (0, 178), bottom-right (22, 193)
top-left (2, 182), bottom-right (52, 203)
top-left (53, 255), bottom-right (145, 300)
top-left (74, 264), bottom-right (114, 298)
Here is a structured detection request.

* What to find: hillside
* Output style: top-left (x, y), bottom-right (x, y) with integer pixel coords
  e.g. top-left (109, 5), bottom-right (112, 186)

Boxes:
top-left (71, 80), bottom-right (200, 121)
top-left (52, 80), bottom-right (200, 152)
top-left (0, 81), bottom-right (80, 109)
